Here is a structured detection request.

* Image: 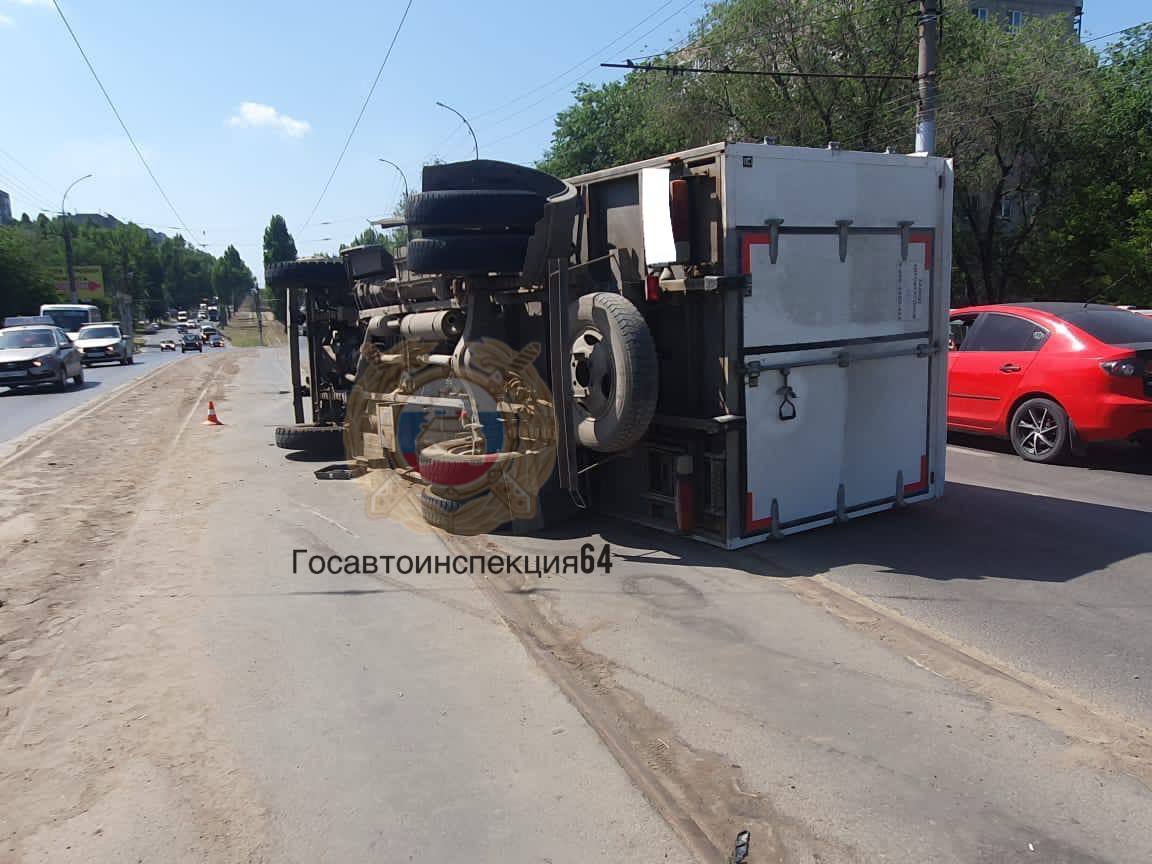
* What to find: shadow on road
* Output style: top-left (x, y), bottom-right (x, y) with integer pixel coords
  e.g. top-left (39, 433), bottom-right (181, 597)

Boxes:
top-left (525, 480), bottom-right (1152, 586)
top-left (949, 432), bottom-right (1152, 477)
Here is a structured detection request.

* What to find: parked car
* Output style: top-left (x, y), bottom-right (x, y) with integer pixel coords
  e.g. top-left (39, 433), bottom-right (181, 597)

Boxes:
top-left (211, 337), bottom-right (224, 348)
top-left (181, 333), bottom-right (203, 353)
top-left (948, 303), bottom-right (1152, 462)
top-left (0, 325), bottom-right (84, 389)
top-left (75, 323), bottom-right (134, 366)
top-left (160, 339), bottom-right (177, 352)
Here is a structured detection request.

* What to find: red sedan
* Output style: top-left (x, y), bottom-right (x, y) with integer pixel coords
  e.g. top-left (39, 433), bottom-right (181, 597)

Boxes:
top-left (948, 303), bottom-right (1152, 462)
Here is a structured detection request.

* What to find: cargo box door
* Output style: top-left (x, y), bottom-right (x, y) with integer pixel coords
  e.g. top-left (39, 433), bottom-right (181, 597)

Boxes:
top-left (741, 229), bottom-right (935, 535)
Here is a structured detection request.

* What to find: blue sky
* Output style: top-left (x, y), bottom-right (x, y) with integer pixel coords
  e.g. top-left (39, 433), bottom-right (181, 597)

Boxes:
top-left (0, 0), bottom-right (1146, 284)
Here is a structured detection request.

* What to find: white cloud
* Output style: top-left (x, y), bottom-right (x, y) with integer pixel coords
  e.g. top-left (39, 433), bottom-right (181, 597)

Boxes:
top-left (0, 13), bottom-right (12, 25)
top-left (228, 102), bottom-right (311, 138)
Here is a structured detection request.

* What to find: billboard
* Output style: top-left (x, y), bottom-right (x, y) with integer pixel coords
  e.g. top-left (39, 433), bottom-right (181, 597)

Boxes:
top-left (53, 266), bottom-right (105, 301)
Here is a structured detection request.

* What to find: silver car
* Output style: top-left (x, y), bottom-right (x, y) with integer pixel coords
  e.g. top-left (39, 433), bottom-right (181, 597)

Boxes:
top-left (74, 322), bottom-right (134, 366)
top-left (0, 326), bottom-right (84, 389)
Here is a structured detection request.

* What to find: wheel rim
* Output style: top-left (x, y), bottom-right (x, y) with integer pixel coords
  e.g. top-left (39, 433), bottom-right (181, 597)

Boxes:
top-left (1016, 406), bottom-right (1059, 456)
top-left (570, 327), bottom-right (615, 418)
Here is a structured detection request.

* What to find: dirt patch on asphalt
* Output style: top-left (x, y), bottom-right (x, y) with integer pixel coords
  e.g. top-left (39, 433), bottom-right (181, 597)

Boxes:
top-left (0, 353), bottom-right (268, 863)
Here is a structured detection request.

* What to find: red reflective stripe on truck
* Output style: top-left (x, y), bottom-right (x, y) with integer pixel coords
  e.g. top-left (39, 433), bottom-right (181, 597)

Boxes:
top-left (909, 230), bottom-right (933, 269)
top-left (745, 492), bottom-right (773, 534)
top-left (741, 232), bottom-right (774, 273)
top-left (903, 455), bottom-right (929, 495)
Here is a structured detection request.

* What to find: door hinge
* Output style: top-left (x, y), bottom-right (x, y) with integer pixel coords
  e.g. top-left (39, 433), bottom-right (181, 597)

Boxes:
top-left (744, 359), bottom-right (763, 387)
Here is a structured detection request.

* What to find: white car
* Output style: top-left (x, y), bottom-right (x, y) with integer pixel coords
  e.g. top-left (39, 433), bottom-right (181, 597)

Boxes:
top-left (74, 323), bottom-right (134, 366)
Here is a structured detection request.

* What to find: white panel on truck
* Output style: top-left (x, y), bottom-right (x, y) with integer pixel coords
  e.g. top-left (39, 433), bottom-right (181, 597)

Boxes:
top-left (732, 149), bottom-right (943, 535)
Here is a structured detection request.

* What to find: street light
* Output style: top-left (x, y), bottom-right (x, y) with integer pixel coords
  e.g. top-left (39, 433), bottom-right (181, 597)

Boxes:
top-left (378, 158), bottom-right (410, 202)
top-left (61, 173), bottom-right (93, 303)
top-left (435, 101), bottom-right (478, 161)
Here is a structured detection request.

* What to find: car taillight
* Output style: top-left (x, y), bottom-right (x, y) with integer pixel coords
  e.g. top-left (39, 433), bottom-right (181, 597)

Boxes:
top-left (1100, 357), bottom-right (1143, 377)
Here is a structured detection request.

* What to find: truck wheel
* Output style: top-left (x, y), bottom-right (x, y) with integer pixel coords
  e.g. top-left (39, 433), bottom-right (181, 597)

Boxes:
top-left (266, 259), bottom-right (348, 294)
top-left (407, 234), bottom-right (530, 275)
top-left (569, 292), bottom-right (658, 453)
top-left (418, 436), bottom-right (522, 493)
top-left (274, 423), bottom-right (346, 457)
top-left (406, 190), bottom-right (546, 231)
top-left (418, 488), bottom-right (471, 532)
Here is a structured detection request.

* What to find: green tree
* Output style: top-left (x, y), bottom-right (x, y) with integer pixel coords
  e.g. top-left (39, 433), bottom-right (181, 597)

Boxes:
top-left (263, 214), bottom-right (297, 264)
top-left (212, 245), bottom-right (256, 312)
top-left (0, 225), bottom-right (57, 318)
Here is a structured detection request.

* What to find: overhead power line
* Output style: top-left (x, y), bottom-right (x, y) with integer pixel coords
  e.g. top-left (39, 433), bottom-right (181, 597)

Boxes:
top-left (302, 0), bottom-right (414, 230)
top-left (50, 0), bottom-right (199, 240)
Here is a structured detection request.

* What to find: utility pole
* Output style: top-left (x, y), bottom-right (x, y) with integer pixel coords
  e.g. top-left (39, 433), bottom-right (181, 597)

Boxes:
top-left (915, 0), bottom-right (939, 155)
top-left (61, 174), bottom-right (93, 303)
top-left (254, 287), bottom-right (265, 346)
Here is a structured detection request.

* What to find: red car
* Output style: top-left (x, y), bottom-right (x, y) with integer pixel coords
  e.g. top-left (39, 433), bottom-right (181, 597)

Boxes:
top-left (948, 303), bottom-right (1152, 462)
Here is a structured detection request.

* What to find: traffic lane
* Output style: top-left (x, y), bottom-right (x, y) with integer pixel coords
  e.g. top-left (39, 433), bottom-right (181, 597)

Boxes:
top-left (751, 439), bottom-right (1152, 726)
top-left (0, 341), bottom-right (188, 446)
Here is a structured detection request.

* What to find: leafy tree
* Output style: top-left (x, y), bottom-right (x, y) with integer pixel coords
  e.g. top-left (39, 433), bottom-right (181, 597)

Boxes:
top-left (263, 214), bottom-right (297, 264)
top-left (212, 245), bottom-right (256, 312)
top-left (0, 225), bottom-right (57, 319)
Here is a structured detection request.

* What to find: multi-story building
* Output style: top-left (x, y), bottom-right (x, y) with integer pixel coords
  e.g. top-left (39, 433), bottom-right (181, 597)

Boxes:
top-left (970, 1), bottom-right (1084, 33)
top-left (0, 190), bottom-right (11, 225)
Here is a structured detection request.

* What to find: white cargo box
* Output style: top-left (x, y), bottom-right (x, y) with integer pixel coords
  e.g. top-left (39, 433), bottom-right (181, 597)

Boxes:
top-left (569, 142), bottom-right (954, 546)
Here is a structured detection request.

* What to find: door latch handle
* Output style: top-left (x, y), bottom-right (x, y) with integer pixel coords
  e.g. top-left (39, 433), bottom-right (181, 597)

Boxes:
top-left (1000, 363), bottom-right (1021, 373)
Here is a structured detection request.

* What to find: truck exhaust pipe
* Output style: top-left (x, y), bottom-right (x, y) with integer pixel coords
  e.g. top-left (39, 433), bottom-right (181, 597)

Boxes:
top-left (394, 310), bottom-right (465, 341)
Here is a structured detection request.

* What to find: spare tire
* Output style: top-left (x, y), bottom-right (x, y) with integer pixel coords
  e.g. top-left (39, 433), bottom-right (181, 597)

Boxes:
top-left (275, 423), bottom-right (346, 456)
top-left (408, 234), bottom-right (530, 275)
top-left (418, 436), bottom-right (523, 493)
top-left (406, 190), bottom-right (546, 231)
top-left (569, 292), bottom-right (658, 453)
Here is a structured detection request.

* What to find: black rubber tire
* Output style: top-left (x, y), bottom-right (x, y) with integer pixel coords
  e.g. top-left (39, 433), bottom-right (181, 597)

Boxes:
top-left (418, 436), bottom-right (523, 492)
top-left (55, 367), bottom-right (68, 391)
top-left (405, 189), bottom-right (546, 231)
top-left (274, 423), bottom-right (346, 456)
top-left (266, 258), bottom-right (348, 292)
top-left (418, 487), bottom-right (470, 532)
top-left (73, 368), bottom-right (84, 385)
top-left (407, 234), bottom-right (530, 275)
top-left (422, 160), bottom-right (567, 198)
top-left (1009, 397), bottom-right (1069, 464)
top-left (569, 292), bottom-right (658, 453)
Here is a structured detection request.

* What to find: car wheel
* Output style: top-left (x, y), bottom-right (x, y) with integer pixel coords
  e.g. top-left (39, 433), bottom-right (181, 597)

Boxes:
top-left (55, 367), bottom-right (68, 390)
top-left (1009, 397), bottom-right (1069, 463)
top-left (73, 368), bottom-right (84, 386)
top-left (568, 291), bottom-right (659, 453)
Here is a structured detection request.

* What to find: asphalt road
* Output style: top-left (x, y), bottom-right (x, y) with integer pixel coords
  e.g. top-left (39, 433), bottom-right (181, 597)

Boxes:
top-left (753, 436), bottom-right (1152, 727)
top-left (0, 328), bottom-right (207, 446)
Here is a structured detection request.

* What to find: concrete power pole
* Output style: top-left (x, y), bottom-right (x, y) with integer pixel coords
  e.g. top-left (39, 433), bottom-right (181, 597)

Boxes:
top-left (915, 0), bottom-right (939, 155)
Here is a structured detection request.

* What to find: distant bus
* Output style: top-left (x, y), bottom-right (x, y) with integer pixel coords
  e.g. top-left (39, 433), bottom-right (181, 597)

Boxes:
top-left (207, 305), bottom-right (219, 322)
top-left (40, 304), bottom-right (101, 339)
top-left (177, 310), bottom-right (188, 322)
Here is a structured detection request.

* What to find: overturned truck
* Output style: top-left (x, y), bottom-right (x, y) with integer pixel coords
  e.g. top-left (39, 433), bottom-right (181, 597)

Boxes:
top-left (270, 141), bottom-right (954, 547)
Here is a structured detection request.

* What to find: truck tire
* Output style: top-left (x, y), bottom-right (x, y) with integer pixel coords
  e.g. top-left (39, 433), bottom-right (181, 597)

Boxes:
top-left (266, 259), bottom-right (348, 293)
top-left (406, 190), bottom-right (546, 231)
top-left (407, 234), bottom-right (531, 275)
top-left (569, 292), bottom-right (658, 453)
top-left (418, 436), bottom-right (523, 491)
top-left (418, 488), bottom-right (472, 532)
top-left (274, 423), bottom-right (346, 456)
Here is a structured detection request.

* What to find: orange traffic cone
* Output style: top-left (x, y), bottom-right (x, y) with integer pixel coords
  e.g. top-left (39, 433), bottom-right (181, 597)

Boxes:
top-left (203, 401), bottom-right (223, 426)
